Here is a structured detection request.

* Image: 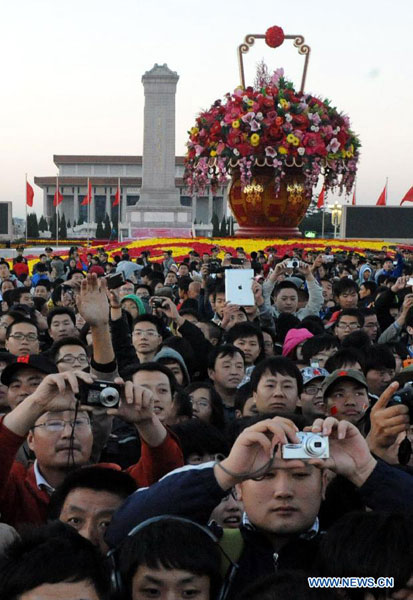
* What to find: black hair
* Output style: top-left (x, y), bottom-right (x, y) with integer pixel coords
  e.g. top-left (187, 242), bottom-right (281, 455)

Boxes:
top-left (341, 329), bottom-right (372, 353)
top-left (325, 348), bottom-right (366, 373)
top-left (207, 344), bottom-right (245, 371)
top-left (171, 389), bottom-right (193, 419)
top-left (212, 281), bottom-right (226, 301)
top-left (48, 466), bottom-right (137, 521)
top-left (171, 420), bottom-right (229, 462)
top-left (135, 283), bottom-right (151, 295)
top-left (118, 518), bottom-right (222, 600)
top-left (5, 317), bottom-right (38, 340)
top-left (184, 381), bottom-right (225, 430)
top-left (405, 306), bottom-right (413, 328)
top-left (224, 322), bottom-right (265, 364)
top-left (11, 287), bottom-right (32, 303)
top-left (363, 344), bottom-right (396, 374)
top-left (274, 313), bottom-right (301, 344)
top-left (273, 280), bottom-right (299, 297)
top-left (121, 361), bottom-right (180, 396)
top-left (140, 266), bottom-right (153, 278)
top-left (239, 570), bottom-right (340, 600)
top-left (335, 308), bottom-right (365, 328)
top-left (48, 336), bottom-right (88, 362)
top-left (177, 276), bottom-right (192, 292)
top-left (360, 280), bottom-right (377, 295)
top-left (301, 334), bottom-right (339, 365)
top-left (234, 381), bottom-right (254, 414)
top-left (179, 308), bottom-right (200, 321)
top-left (250, 356), bottom-right (303, 395)
top-left (299, 315), bottom-right (326, 336)
top-left (333, 277), bottom-right (359, 297)
top-left (35, 279), bottom-right (51, 290)
top-left (133, 314), bottom-right (165, 336)
top-left (318, 511), bottom-right (413, 599)
top-left (0, 521), bottom-right (109, 599)
top-left (47, 306), bottom-right (76, 328)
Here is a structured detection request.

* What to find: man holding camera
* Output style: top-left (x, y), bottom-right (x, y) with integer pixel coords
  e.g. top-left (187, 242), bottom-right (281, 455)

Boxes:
top-left (0, 368), bottom-right (183, 528)
top-left (107, 412), bottom-right (413, 598)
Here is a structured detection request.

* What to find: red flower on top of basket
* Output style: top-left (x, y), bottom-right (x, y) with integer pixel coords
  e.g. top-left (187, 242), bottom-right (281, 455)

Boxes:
top-left (265, 26), bottom-right (285, 48)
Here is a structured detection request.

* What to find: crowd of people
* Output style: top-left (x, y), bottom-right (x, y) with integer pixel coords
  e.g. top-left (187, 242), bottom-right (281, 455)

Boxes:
top-left (1, 241), bottom-right (413, 599)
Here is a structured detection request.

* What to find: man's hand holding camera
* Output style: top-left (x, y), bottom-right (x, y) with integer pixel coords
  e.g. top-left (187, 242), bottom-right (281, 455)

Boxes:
top-left (105, 379), bottom-right (167, 448)
top-left (3, 371), bottom-right (94, 437)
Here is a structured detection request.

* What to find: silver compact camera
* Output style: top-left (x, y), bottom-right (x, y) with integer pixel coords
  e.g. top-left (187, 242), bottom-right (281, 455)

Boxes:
top-left (79, 380), bottom-right (121, 409)
top-left (282, 432), bottom-right (329, 460)
top-left (286, 259), bottom-right (300, 269)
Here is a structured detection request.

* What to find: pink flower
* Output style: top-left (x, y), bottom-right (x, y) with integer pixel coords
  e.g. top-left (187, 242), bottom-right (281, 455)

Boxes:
top-left (250, 119), bottom-right (261, 132)
top-left (241, 112), bottom-right (255, 124)
top-left (308, 112), bottom-right (321, 126)
top-left (271, 68), bottom-right (284, 85)
top-left (265, 146), bottom-right (277, 157)
top-left (195, 145), bottom-right (204, 157)
top-left (327, 138), bottom-right (340, 153)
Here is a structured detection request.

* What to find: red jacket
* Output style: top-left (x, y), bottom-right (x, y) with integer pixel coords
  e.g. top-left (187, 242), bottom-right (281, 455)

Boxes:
top-left (0, 419), bottom-right (183, 529)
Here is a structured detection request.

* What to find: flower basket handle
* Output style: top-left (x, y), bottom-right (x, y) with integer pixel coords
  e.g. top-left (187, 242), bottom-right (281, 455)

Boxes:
top-left (237, 27), bottom-right (311, 93)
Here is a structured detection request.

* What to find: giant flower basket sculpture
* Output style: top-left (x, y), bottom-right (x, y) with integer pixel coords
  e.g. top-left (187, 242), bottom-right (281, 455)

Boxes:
top-left (184, 25), bottom-right (360, 237)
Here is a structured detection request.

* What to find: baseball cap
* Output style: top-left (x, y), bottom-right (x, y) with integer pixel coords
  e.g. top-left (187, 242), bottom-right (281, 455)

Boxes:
top-left (323, 369), bottom-right (368, 398)
top-left (301, 366), bottom-right (329, 386)
top-left (1, 354), bottom-right (58, 386)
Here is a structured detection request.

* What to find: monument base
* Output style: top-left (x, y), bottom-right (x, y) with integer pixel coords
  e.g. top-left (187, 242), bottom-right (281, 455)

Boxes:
top-left (126, 205), bottom-right (192, 234)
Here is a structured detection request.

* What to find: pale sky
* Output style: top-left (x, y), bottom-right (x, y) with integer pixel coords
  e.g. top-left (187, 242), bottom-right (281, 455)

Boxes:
top-left (1, 0), bottom-right (413, 218)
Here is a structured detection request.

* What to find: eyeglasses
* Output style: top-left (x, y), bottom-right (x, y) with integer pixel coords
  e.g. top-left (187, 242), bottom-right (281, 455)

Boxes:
top-left (364, 323), bottom-right (379, 329)
top-left (56, 354), bottom-right (89, 365)
top-left (33, 417), bottom-right (90, 432)
top-left (190, 399), bottom-right (210, 409)
top-left (8, 332), bottom-right (38, 341)
top-left (222, 488), bottom-right (239, 501)
top-left (304, 385), bottom-right (324, 395)
top-left (336, 323), bottom-right (360, 330)
top-left (132, 329), bottom-right (159, 337)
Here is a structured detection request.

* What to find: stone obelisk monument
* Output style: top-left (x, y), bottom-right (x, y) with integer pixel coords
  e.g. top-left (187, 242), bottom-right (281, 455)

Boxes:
top-left (126, 63), bottom-right (191, 235)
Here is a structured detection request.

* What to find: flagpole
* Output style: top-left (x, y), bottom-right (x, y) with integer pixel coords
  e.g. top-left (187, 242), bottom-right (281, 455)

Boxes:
top-left (25, 173), bottom-right (28, 244)
top-left (385, 176), bottom-right (388, 204)
top-left (56, 175), bottom-right (59, 247)
top-left (321, 206), bottom-right (325, 239)
top-left (87, 177), bottom-right (90, 249)
top-left (118, 177), bottom-right (121, 243)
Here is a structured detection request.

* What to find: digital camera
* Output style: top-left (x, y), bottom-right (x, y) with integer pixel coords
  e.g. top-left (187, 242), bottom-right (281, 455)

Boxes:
top-left (286, 259), bottom-right (300, 269)
top-left (388, 383), bottom-right (413, 421)
top-left (105, 272), bottom-right (125, 290)
top-left (79, 380), bottom-right (122, 409)
top-left (282, 432), bottom-right (329, 460)
top-left (151, 297), bottom-right (167, 309)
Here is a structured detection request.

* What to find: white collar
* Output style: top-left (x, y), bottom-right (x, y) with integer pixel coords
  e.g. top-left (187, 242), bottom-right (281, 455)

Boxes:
top-left (33, 460), bottom-right (55, 495)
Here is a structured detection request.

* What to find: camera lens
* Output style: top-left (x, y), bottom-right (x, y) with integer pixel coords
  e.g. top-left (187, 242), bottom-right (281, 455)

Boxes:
top-left (304, 435), bottom-right (326, 457)
top-left (99, 387), bottom-right (120, 408)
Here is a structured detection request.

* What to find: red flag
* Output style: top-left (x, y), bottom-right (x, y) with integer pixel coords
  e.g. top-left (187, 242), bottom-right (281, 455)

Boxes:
top-left (316, 186), bottom-right (325, 209)
top-left (26, 181), bottom-right (34, 207)
top-left (376, 185), bottom-right (386, 206)
top-left (352, 188), bottom-right (356, 206)
top-left (81, 180), bottom-right (92, 206)
top-left (53, 188), bottom-right (63, 207)
top-left (112, 186), bottom-right (120, 207)
top-left (400, 186), bottom-right (413, 205)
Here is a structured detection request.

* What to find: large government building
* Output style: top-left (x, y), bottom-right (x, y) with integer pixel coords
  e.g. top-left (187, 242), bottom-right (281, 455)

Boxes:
top-left (34, 64), bottom-right (228, 238)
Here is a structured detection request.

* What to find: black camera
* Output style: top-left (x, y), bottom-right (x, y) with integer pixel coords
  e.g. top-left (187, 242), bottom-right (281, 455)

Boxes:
top-left (105, 272), bottom-right (125, 290)
top-left (151, 297), bottom-right (167, 309)
top-left (388, 383), bottom-right (413, 420)
top-left (78, 380), bottom-right (122, 409)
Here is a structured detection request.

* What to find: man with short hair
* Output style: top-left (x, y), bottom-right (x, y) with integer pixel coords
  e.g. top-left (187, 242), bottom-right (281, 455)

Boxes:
top-left (361, 308), bottom-right (380, 341)
top-left (132, 315), bottom-right (163, 363)
top-left (250, 356), bottom-right (302, 415)
top-left (207, 345), bottom-right (245, 420)
top-left (268, 260), bottom-right (323, 320)
top-left (12, 287), bottom-right (35, 308)
top-left (332, 277), bottom-right (359, 310)
top-left (0, 260), bottom-right (23, 287)
top-left (119, 279), bottom-right (135, 298)
top-left (34, 280), bottom-right (51, 300)
top-left (49, 336), bottom-right (90, 373)
top-left (47, 307), bottom-right (78, 342)
top-left (5, 320), bottom-right (40, 356)
top-left (364, 344), bottom-right (396, 397)
top-left (333, 309), bottom-right (364, 342)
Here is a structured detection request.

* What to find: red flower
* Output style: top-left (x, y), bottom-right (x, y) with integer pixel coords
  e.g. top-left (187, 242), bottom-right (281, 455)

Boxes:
top-left (237, 143), bottom-right (252, 157)
top-left (303, 133), bottom-right (327, 156)
top-left (265, 25), bottom-right (285, 48)
top-left (337, 129), bottom-right (349, 146)
top-left (293, 113), bottom-right (310, 129)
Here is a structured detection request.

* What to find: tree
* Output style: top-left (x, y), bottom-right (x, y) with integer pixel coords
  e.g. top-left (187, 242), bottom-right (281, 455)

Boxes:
top-left (72, 219), bottom-right (77, 228)
top-left (211, 213), bottom-right (220, 237)
top-left (67, 219), bottom-right (71, 230)
top-left (103, 213), bottom-right (111, 238)
top-left (49, 213), bottom-right (57, 238)
top-left (59, 214), bottom-right (67, 239)
top-left (95, 220), bottom-right (105, 239)
top-left (38, 216), bottom-right (47, 232)
top-left (219, 216), bottom-right (228, 237)
top-left (27, 213), bottom-right (39, 238)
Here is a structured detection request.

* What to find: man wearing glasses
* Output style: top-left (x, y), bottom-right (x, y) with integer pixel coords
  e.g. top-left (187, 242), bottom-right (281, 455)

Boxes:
top-left (299, 366), bottom-right (329, 422)
top-left (5, 319), bottom-right (40, 356)
top-left (49, 337), bottom-right (90, 374)
top-left (333, 309), bottom-right (364, 342)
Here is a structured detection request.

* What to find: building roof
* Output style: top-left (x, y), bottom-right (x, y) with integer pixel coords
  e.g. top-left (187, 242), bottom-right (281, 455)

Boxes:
top-left (34, 176), bottom-right (186, 188)
top-left (53, 155), bottom-right (186, 165)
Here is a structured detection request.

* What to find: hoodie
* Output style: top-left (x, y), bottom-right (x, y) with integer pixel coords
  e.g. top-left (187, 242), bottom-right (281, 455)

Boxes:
top-left (359, 264), bottom-right (374, 284)
top-left (154, 346), bottom-right (190, 386)
top-left (120, 293), bottom-right (146, 315)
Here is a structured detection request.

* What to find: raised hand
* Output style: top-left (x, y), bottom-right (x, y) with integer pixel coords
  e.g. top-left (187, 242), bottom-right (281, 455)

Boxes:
top-left (76, 273), bottom-right (109, 326)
